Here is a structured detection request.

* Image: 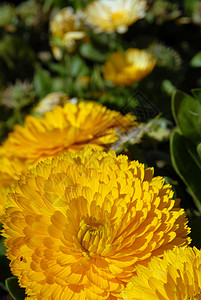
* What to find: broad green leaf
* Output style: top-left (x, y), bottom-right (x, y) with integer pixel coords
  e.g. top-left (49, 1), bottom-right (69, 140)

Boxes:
top-left (70, 56), bottom-right (89, 77)
top-left (34, 68), bottom-right (53, 98)
top-left (190, 51), bottom-right (201, 67)
top-left (172, 90), bottom-right (201, 146)
top-left (43, 0), bottom-right (53, 12)
top-left (170, 130), bottom-right (201, 212)
top-left (80, 43), bottom-right (107, 63)
top-left (5, 277), bottom-right (25, 300)
top-left (48, 62), bottom-right (69, 76)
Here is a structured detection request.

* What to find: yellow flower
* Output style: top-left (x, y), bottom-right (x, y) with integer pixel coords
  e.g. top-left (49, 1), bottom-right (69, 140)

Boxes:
top-left (0, 151), bottom-right (27, 218)
top-left (2, 149), bottom-right (191, 299)
top-left (122, 246), bottom-right (201, 300)
top-left (84, 0), bottom-right (146, 34)
top-left (50, 7), bottom-right (86, 54)
top-left (0, 155), bottom-right (25, 188)
top-left (0, 101), bottom-right (135, 218)
top-left (2, 101), bottom-right (136, 165)
top-left (33, 92), bottom-right (70, 115)
top-left (103, 48), bottom-right (156, 86)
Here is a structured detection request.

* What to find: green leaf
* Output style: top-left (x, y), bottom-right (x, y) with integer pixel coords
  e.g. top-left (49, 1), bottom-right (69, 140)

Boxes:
top-left (80, 43), bottom-right (107, 63)
top-left (197, 143), bottom-right (201, 159)
top-left (70, 56), bottom-right (89, 77)
top-left (190, 51), bottom-right (201, 67)
top-left (184, 0), bottom-right (198, 13)
top-left (0, 255), bottom-right (12, 284)
top-left (170, 130), bottom-right (201, 212)
top-left (172, 90), bottom-right (201, 146)
top-left (5, 277), bottom-right (26, 300)
top-left (34, 67), bottom-right (53, 98)
top-left (0, 237), bottom-right (6, 256)
top-left (48, 62), bottom-right (69, 76)
top-left (191, 88), bottom-right (201, 100)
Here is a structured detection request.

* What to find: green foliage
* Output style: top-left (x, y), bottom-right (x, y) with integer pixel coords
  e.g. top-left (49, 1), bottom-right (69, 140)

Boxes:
top-left (171, 90), bottom-right (201, 212)
top-left (0, 238), bottom-right (6, 256)
top-left (5, 277), bottom-right (26, 300)
top-left (0, 4), bottom-right (17, 29)
top-left (0, 35), bottom-right (36, 83)
top-left (190, 52), bottom-right (201, 67)
top-left (0, 254), bottom-right (12, 295)
top-left (171, 131), bottom-right (201, 212)
top-left (172, 90), bottom-right (201, 145)
top-left (80, 43), bottom-right (108, 63)
top-left (17, 0), bottom-right (46, 28)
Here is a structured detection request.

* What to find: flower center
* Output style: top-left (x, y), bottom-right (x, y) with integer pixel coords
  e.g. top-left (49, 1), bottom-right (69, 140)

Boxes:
top-left (78, 216), bottom-right (104, 256)
top-left (111, 11), bottom-right (126, 23)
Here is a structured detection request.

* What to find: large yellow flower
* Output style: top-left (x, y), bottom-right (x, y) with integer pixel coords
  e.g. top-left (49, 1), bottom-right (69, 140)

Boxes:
top-left (2, 149), bottom-right (191, 299)
top-left (122, 246), bottom-right (201, 300)
top-left (2, 101), bottom-right (136, 165)
top-left (84, 0), bottom-right (146, 34)
top-left (50, 7), bottom-right (86, 55)
top-left (103, 48), bottom-right (156, 86)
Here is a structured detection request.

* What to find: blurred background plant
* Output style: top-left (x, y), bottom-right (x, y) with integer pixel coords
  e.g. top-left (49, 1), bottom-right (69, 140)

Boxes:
top-left (0, 0), bottom-right (201, 298)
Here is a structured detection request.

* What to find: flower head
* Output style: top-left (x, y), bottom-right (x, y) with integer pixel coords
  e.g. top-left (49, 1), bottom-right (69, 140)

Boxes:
top-left (122, 246), bottom-right (201, 300)
top-left (103, 48), bottom-right (156, 86)
top-left (84, 0), bottom-right (146, 34)
top-left (2, 149), bottom-right (190, 299)
top-left (2, 101), bottom-right (136, 165)
top-left (33, 92), bottom-right (70, 115)
top-left (50, 7), bottom-right (86, 54)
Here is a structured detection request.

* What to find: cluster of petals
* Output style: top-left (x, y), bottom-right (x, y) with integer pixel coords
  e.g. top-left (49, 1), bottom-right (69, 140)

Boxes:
top-left (103, 48), bottom-right (156, 86)
top-left (50, 7), bottom-right (86, 57)
top-left (2, 149), bottom-right (191, 299)
top-left (0, 149), bottom-right (27, 217)
top-left (84, 0), bottom-right (146, 34)
top-left (2, 101), bottom-right (136, 165)
top-left (122, 246), bottom-right (201, 299)
top-left (0, 101), bottom-right (136, 219)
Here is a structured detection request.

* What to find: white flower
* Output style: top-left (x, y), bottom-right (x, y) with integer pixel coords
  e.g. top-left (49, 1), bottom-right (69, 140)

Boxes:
top-left (84, 0), bottom-right (146, 34)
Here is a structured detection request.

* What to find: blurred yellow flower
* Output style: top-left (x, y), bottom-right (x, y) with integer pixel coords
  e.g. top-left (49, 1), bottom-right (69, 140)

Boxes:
top-left (0, 151), bottom-right (27, 218)
top-left (50, 7), bottom-right (86, 55)
top-left (2, 149), bottom-right (191, 299)
top-left (0, 152), bottom-right (25, 187)
top-left (33, 92), bottom-right (70, 115)
top-left (84, 0), bottom-right (146, 34)
top-left (0, 188), bottom-right (9, 220)
top-left (2, 101), bottom-right (136, 165)
top-left (122, 246), bottom-right (201, 300)
top-left (103, 48), bottom-right (156, 86)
